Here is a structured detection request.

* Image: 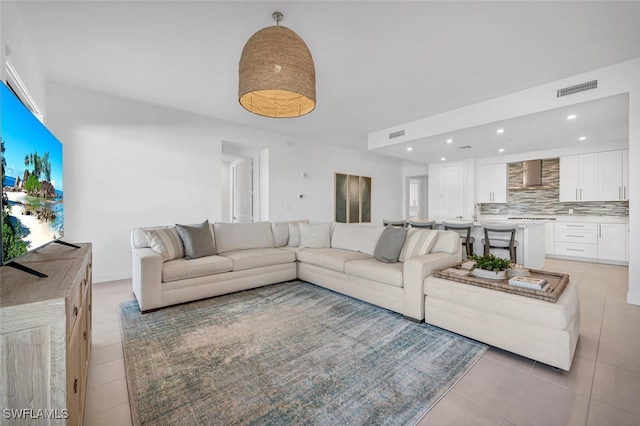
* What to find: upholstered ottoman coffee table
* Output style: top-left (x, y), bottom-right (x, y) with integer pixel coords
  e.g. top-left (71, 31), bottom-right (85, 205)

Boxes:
top-left (423, 271), bottom-right (580, 370)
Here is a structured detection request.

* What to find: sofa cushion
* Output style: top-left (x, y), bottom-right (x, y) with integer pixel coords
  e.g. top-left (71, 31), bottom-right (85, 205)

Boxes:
top-left (431, 230), bottom-right (460, 254)
top-left (143, 227), bottom-right (185, 262)
top-left (271, 220), bottom-right (309, 247)
top-left (214, 222), bottom-right (274, 253)
top-left (175, 220), bottom-right (216, 259)
top-left (399, 228), bottom-right (438, 262)
top-left (220, 248), bottom-right (296, 271)
top-left (297, 248), bottom-right (372, 273)
top-left (331, 223), bottom-right (385, 256)
top-left (299, 223), bottom-right (332, 248)
top-left (162, 255), bottom-right (233, 283)
top-left (374, 225), bottom-right (407, 263)
top-left (344, 259), bottom-right (404, 288)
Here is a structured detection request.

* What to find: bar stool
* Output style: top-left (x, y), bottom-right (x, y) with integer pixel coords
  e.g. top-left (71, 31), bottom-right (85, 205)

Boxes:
top-left (443, 221), bottom-right (475, 258)
top-left (383, 219), bottom-right (407, 228)
top-left (408, 220), bottom-right (435, 229)
top-left (482, 225), bottom-right (518, 263)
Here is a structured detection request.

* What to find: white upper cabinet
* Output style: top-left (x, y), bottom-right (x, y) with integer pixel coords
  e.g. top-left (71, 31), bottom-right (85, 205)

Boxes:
top-left (477, 164), bottom-right (507, 203)
top-left (559, 153), bottom-right (599, 202)
top-left (598, 150), bottom-right (629, 201)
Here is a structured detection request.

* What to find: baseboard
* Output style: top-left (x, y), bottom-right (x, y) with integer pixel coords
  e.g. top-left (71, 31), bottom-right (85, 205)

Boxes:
top-left (627, 291), bottom-right (640, 306)
top-left (93, 271), bottom-right (132, 284)
top-left (545, 254), bottom-right (628, 266)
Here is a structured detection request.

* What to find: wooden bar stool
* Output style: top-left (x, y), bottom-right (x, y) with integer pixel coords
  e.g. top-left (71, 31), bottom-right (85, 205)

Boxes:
top-left (443, 221), bottom-right (475, 258)
top-left (408, 220), bottom-right (435, 229)
top-left (482, 225), bottom-right (518, 263)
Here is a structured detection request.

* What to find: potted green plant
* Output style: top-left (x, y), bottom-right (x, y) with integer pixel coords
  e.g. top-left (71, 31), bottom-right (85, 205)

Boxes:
top-left (468, 253), bottom-right (512, 279)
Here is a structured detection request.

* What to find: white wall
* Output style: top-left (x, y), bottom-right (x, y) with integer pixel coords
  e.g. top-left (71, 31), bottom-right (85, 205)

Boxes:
top-left (220, 161), bottom-right (231, 222)
top-left (1, 0), bottom-right (46, 113)
top-left (268, 143), bottom-right (404, 223)
top-left (47, 83), bottom-right (225, 282)
top-left (46, 84), bottom-right (407, 281)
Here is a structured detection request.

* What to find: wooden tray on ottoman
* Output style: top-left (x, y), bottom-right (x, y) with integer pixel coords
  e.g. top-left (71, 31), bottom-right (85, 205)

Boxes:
top-left (433, 262), bottom-right (569, 303)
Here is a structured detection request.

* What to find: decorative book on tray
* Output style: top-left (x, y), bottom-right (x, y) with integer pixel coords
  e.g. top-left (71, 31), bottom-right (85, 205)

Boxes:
top-left (508, 276), bottom-right (547, 290)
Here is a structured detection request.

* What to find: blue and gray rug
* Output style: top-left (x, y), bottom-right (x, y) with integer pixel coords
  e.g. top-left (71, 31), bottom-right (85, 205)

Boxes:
top-left (119, 281), bottom-right (487, 425)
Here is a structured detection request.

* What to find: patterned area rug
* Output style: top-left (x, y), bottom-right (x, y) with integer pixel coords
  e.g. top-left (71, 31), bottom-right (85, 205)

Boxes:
top-left (119, 281), bottom-right (487, 425)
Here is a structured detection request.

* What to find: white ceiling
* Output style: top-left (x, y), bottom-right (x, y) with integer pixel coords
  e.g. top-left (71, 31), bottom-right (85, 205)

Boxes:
top-left (376, 93), bottom-right (630, 163)
top-left (13, 1), bottom-right (640, 158)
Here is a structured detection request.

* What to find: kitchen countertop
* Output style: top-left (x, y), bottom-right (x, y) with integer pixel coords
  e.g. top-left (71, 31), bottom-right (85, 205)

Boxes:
top-left (479, 215), bottom-right (629, 225)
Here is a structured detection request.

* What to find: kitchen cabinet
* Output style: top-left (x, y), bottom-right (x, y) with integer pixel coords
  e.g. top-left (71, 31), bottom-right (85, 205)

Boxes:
top-left (477, 163), bottom-right (507, 203)
top-left (598, 223), bottom-right (627, 262)
top-left (598, 149), bottom-right (629, 201)
top-left (438, 163), bottom-right (465, 219)
top-left (559, 154), bottom-right (598, 202)
top-left (555, 223), bottom-right (598, 258)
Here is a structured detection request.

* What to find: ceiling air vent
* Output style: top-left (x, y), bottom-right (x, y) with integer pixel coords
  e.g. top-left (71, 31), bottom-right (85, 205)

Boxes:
top-left (389, 130), bottom-right (405, 139)
top-left (458, 145), bottom-right (472, 150)
top-left (557, 80), bottom-right (597, 98)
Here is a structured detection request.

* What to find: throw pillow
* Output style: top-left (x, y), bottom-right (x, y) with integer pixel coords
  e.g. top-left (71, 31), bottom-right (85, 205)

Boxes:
top-left (287, 223), bottom-right (302, 247)
top-left (299, 223), bottom-right (331, 248)
top-left (143, 227), bottom-right (184, 262)
top-left (399, 228), bottom-right (438, 262)
top-left (175, 220), bottom-right (216, 260)
top-left (374, 225), bottom-right (407, 263)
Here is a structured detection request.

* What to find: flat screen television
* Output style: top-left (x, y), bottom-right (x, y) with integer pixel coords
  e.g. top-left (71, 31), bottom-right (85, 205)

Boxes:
top-left (1, 80), bottom-right (64, 276)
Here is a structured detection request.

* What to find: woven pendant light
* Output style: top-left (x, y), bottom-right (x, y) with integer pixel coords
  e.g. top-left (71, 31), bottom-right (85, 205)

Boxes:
top-left (239, 12), bottom-right (316, 118)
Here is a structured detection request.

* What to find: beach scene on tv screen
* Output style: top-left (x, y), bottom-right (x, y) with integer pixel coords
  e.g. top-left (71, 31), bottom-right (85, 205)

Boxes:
top-left (1, 84), bottom-right (63, 262)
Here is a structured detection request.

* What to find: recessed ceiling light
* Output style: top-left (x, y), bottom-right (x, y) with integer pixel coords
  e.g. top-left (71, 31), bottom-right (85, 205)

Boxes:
top-left (440, 157), bottom-right (446, 161)
top-left (446, 139), bottom-right (453, 144)
top-left (498, 148), bottom-right (505, 153)
top-left (567, 114), bottom-right (577, 120)
top-left (578, 136), bottom-right (587, 141)
top-left (406, 147), bottom-right (413, 151)
top-left (497, 128), bottom-right (505, 134)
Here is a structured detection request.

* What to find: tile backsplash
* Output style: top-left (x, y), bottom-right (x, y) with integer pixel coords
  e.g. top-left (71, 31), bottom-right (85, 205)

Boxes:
top-left (480, 158), bottom-right (629, 217)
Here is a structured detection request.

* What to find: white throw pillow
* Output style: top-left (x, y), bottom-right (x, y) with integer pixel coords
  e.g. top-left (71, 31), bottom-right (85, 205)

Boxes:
top-left (399, 228), bottom-right (438, 262)
top-left (431, 230), bottom-right (460, 254)
top-left (287, 223), bottom-right (302, 247)
top-left (299, 223), bottom-right (332, 248)
top-left (143, 227), bottom-right (185, 262)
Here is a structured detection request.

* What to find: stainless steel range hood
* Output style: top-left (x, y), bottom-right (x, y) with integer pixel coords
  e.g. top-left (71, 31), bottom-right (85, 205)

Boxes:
top-left (523, 159), bottom-right (542, 187)
top-left (508, 159), bottom-right (555, 190)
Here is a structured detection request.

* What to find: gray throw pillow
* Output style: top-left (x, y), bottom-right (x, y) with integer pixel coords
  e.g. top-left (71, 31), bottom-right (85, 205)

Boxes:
top-left (175, 220), bottom-right (216, 259)
top-left (374, 225), bottom-right (407, 263)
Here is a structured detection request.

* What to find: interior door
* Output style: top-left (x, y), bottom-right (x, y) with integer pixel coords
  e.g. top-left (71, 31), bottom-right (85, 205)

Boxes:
top-left (231, 157), bottom-right (253, 223)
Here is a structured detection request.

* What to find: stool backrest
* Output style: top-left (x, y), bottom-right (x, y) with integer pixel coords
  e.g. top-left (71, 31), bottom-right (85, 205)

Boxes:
top-left (383, 219), bottom-right (407, 228)
top-left (408, 220), bottom-right (435, 229)
top-left (443, 221), bottom-right (473, 241)
top-left (483, 225), bottom-right (516, 246)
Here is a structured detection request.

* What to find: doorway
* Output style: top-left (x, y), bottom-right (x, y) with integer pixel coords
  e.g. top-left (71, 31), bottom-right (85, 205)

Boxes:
top-left (231, 157), bottom-right (253, 223)
top-left (406, 175), bottom-right (428, 219)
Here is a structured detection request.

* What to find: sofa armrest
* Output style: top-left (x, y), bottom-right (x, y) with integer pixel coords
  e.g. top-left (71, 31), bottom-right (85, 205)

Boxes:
top-left (402, 244), bottom-right (462, 321)
top-left (132, 247), bottom-right (163, 312)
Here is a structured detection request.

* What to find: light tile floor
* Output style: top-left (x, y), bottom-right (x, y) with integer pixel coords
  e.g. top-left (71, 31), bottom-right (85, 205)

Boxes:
top-left (83, 258), bottom-right (639, 425)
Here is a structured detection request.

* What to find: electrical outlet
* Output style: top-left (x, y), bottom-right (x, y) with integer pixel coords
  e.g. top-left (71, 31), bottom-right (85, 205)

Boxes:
top-left (491, 208), bottom-right (500, 214)
top-left (569, 208), bottom-right (574, 214)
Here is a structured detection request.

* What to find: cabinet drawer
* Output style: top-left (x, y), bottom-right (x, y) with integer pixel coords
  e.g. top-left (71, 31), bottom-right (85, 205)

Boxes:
top-left (555, 223), bottom-right (597, 244)
top-left (555, 242), bottom-right (598, 258)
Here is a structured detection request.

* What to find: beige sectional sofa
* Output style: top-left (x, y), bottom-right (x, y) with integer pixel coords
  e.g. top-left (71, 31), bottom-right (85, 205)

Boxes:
top-left (130, 221), bottom-right (462, 321)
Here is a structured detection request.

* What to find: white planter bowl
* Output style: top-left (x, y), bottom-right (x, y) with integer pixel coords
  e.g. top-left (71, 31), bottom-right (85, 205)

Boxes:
top-left (472, 268), bottom-right (506, 280)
